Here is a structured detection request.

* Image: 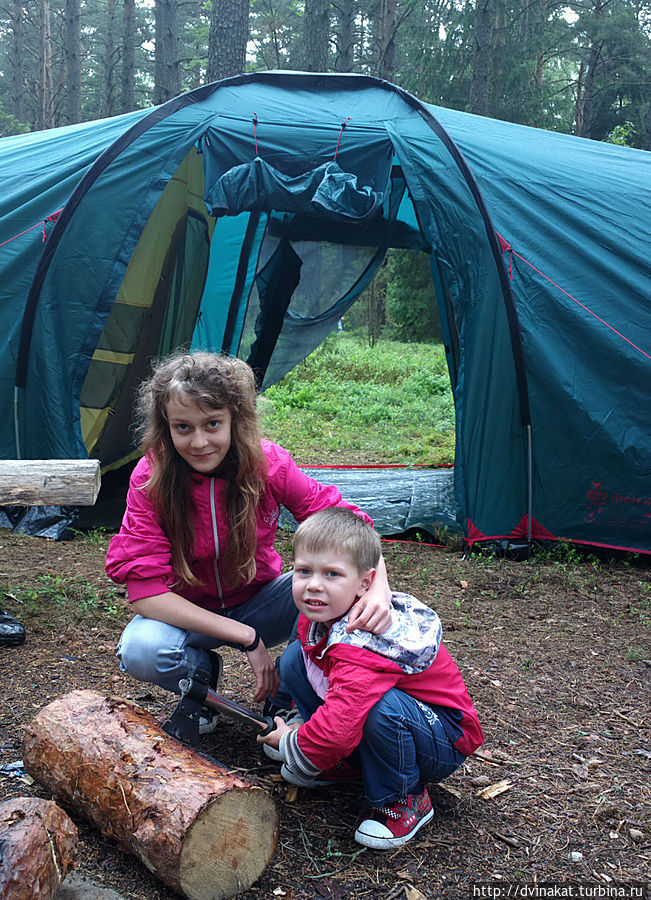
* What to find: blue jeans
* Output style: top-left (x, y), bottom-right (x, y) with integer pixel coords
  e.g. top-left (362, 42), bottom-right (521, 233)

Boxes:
top-left (117, 573), bottom-right (297, 695)
top-left (278, 638), bottom-right (466, 806)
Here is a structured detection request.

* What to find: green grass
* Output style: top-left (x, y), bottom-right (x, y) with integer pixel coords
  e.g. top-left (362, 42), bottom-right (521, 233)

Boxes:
top-left (6, 574), bottom-right (126, 623)
top-left (259, 334), bottom-right (455, 465)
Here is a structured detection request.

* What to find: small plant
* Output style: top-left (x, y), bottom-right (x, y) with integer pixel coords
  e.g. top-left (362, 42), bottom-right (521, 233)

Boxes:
top-left (5, 575), bottom-right (126, 623)
top-left (71, 527), bottom-right (112, 547)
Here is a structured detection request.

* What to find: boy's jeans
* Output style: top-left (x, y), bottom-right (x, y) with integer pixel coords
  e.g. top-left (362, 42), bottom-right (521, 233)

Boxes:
top-left (116, 573), bottom-right (297, 695)
top-left (278, 638), bottom-right (466, 807)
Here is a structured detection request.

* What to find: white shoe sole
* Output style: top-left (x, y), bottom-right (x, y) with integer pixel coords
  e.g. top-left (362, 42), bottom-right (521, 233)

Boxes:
top-left (354, 807), bottom-right (434, 849)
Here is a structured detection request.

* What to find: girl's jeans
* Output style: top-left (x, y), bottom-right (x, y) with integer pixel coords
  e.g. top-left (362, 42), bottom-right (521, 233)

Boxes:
top-left (278, 637), bottom-right (466, 807)
top-left (116, 573), bottom-right (297, 697)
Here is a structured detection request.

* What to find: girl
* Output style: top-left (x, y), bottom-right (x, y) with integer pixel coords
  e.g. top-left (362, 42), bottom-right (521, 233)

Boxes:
top-left (106, 352), bottom-right (391, 720)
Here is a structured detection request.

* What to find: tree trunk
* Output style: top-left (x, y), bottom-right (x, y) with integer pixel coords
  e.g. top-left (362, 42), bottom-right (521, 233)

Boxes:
top-left (155, 0), bottom-right (181, 103)
top-left (575, 58), bottom-right (586, 135)
top-left (10, 1), bottom-right (25, 122)
top-left (121, 0), bottom-right (136, 113)
top-left (0, 797), bottom-right (78, 900)
top-left (208, 0), bottom-right (250, 81)
top-left (335, 0), bottom-right (356, 71)
top-left (581, 38), bottom-right (604, 140)
top-left (190, 0), bottom-right (204, 89)
top-left (469, 0), bottom-right (494, 115)
top-left (39, 0), bottom-right (55, 130)
top-left (64, 0), bottom-right (81, 124)
top-left (0, 460), bottom-right (101, 506)
top-left (22, 690), bottom-right (278, 900)
top-left (303, 0), bottom-right (330, 71)
top-left (534, 0), bottom-right (548, 89)
top-left (100, 0), bottom-right (120, 117)
top-left (377, 0), bottom-right (397, 81)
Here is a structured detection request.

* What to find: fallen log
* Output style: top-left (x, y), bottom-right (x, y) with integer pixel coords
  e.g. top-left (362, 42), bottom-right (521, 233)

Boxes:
top-left (22, 690), bottom-right (278, 900)
top-left (0, 459), bottom-right (101, 506)
top-left (0, 796), bottom-right (78, 899)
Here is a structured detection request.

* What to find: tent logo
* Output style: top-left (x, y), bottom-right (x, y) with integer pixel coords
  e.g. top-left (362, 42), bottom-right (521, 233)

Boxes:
top-left (586, 481), bottom-right (651, 527)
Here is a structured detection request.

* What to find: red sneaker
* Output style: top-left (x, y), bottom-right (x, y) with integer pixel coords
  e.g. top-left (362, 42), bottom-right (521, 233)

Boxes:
top-left (354, 788), bottom-right (433, 849)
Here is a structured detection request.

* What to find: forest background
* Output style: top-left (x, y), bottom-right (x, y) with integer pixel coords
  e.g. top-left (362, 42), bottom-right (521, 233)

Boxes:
top-left (1, 0), bottom-right (648, 147)
top-left (0, 0), bottom-right (648, 343)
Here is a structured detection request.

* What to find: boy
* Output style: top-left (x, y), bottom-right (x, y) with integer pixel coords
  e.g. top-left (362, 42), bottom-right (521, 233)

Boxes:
top-left (258, 507), bottom-right (484, 849)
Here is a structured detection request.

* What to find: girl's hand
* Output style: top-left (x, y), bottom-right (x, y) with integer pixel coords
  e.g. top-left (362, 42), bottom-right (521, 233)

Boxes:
top-left (256, 715), bottom-right (296, 751)
top-left (346, 555), bottom-right (392, 634)
top-left (246, 640), bottom-right (280, 703)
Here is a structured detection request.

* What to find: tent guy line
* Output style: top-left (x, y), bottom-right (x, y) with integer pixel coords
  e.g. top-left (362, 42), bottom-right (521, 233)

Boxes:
top-left (505, 243), bottom-right (651, 362)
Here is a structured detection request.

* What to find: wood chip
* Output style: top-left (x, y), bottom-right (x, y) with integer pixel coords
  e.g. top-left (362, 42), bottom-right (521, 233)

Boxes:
top-left (404, 886), bottom-right (429, 900)
top-left (437, 782), bottom-right (463, 798)
top-left (476, 779), bottom-right (513, 799)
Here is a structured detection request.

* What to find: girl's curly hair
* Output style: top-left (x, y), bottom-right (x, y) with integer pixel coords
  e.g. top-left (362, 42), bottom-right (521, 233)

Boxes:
top-left (136, 352), bottom-right (266, 588)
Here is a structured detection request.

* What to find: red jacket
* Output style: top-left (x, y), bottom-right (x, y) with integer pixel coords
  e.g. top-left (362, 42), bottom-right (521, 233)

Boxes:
top-left (106, 441), bottom-right (372, 610)
top-left (281, 595), bottom-right (484, 774)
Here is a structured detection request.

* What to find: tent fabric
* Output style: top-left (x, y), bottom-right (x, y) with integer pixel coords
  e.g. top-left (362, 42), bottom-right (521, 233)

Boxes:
top-left (204, 157), bottom-right (388, 219)
top-left (0, 71), bottom-right (649, 553)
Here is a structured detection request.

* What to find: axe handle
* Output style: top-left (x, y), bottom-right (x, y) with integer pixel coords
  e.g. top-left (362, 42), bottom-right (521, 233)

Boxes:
top-left (179, 677), bottom-right (276, 736)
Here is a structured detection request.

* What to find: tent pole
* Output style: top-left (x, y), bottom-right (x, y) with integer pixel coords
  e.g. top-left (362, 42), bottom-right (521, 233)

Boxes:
top-left (13, 387), bottom-right (21, 459)
top-left (527, 424), bottom-right (532, 543)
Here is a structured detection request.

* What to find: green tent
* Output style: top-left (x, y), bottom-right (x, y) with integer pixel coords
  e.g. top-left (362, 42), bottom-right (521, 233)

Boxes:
top-left (1, 72), bottom-right (649, 552)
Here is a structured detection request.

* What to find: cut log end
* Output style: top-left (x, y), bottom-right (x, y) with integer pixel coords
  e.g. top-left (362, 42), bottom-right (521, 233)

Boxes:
top-left (180, 789), bottom-right (278, 900)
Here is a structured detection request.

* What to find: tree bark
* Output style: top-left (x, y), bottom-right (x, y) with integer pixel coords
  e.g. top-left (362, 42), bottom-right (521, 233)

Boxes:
top-left (0, 797), bottom-right (78, 900)
top-left (23, 690), bottom-right (278, 900)
top-left (10, 1), bottom-right (25, 122)
top-left (303, 0), bottom-right (330, 71)
top-left (335, 0), bottom-right (356, 71)
top-left (469, 0), bottom-right (494, 115)
top-left (581, 37), bottom-right (604, 140)
top-left (534, 0), bottom-right (548, 89)
top-left (190, 0), bottom-right (205, 89)
top-left (121, 0), bottom-right (135, 113)
top-left (377, 0), bottom-right (397, 81)
top-left (64, 0), bottom-right (81, 124)
top-left (100, 0), bottom-right (120, 117)
top-left (0, 460), bottom-right (101, 506)
top-left (38, 0), bottom-right (55, 130)
top-left (155, 0), bottom-right (181, 103)
top-left (208, 0), bottom-right (251, 81)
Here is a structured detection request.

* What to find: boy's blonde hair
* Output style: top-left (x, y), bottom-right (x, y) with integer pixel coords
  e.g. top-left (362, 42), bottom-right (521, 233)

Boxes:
top-left (293, 508), bottom-right (381, 572)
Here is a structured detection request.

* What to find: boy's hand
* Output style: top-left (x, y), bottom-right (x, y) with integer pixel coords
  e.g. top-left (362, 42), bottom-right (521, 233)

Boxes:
top-left (257, 715), bottom-right (299, 751)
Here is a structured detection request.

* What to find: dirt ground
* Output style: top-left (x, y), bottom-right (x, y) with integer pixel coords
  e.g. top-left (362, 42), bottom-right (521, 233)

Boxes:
top-left (0, 528), bottom-right (649, 900)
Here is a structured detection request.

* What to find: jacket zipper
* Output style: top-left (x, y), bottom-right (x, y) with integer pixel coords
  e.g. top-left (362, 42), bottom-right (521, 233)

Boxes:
top-left (209, 477), bottom-right (224, 605)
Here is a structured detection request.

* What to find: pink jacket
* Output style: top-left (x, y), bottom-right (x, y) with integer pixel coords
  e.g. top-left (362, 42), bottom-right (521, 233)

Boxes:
top-left (106, 441), bottom-right (372, 610)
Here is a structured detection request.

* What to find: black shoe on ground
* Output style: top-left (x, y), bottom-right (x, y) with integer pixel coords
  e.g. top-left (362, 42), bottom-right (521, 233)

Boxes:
top-left (0, 611), bottom-right (25, 647)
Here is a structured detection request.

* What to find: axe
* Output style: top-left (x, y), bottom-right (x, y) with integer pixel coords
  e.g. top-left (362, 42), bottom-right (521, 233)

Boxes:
top-left (162, 664), bottom-right (276, 747)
